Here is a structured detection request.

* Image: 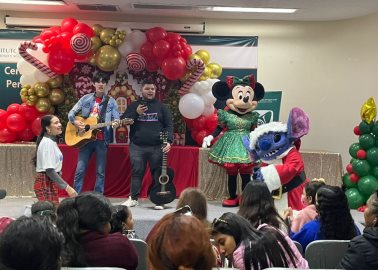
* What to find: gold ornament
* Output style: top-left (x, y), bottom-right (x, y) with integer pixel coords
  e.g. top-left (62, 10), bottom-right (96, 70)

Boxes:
top-left (95, 45), bottom-right (121, 72)
top-left (207, 62), bottom-right (222, 78)
top-left (35, 98), bottom-right (51, 113)
top-left (195, 49), bottom-right (211, 65)
top-left (188, 54), bottom-right (201, 61)
top-left (91, 36), bottom-right (102, 53)
top-left (92, 24), bottom-right (104, 36)
top-left (100, 28), bottom-right (115, 44)
top-left (360, 97), bottom-right (377, 124)
top-left (48, 88), bottom-right (65, 105)
top-left (34, 82), bottom-right (50, 97)
top-left (47, 75), bottom-right (63, 89)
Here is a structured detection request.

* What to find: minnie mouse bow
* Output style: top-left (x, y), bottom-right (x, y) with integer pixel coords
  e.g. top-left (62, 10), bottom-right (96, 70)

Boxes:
top-left (226, 74), bottom-right (256, 89)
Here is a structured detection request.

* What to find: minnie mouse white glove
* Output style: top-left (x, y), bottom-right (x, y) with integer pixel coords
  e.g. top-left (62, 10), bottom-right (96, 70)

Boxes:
top-left (202, 135), bottom-right (214, 148)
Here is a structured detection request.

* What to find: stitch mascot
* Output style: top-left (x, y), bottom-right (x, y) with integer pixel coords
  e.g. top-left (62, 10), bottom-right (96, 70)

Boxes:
top-left (247, 107), bottom-right (310, 212)
top-left (202, 75), bottom-right (265, 207)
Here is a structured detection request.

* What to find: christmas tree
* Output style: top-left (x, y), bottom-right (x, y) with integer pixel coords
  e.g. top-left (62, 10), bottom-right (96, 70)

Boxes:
top-left (343, 97), bottom-right (378, 209)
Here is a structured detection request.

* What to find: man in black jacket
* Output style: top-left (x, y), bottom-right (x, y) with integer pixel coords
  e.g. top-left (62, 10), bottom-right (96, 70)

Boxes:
top-left (121, 80), bottom-right (173, 210)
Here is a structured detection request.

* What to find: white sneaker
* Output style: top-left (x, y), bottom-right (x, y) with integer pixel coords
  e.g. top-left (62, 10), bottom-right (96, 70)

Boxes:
top-left (154, 205), bottom-right (165, 210)
top-left (121, 197), bottom-right (138, 207)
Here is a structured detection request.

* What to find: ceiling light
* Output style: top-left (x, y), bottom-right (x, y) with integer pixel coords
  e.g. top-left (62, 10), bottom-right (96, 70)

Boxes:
top-left (200, 6), bottom-right (297, 13)
top-left (0, 0), bottom-right (65, 5)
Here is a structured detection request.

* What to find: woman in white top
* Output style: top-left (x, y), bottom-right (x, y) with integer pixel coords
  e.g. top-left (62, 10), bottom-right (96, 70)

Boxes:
top-left (32, 115), bottom-right (77, 205)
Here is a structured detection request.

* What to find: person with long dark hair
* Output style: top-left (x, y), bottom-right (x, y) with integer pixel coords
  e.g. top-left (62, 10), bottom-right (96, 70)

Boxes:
top-left (32, 115), bottom-right (77, 205)
top-left (211, 212), bottom-right (308, 270)
top-left (56, 192), bottom-right (138, 269)
top-left (110, 204), bottom-right (137, 239)
top-left (238, 181), bottom-right (288, 232)
top-left (291, 185), bottom-right (360, 250)
top-left (339, 191), bottom-right (378, 270)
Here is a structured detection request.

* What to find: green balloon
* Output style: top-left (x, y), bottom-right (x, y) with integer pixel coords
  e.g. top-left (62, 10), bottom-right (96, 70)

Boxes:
top-left (359, 134), bottom-right (375, 150)
top-left (372, 121), bottom-right (378, 137)
top-left (342, 173), bottom-right (357, 189)
top-left (357, 175), bottom-right (378, 197)
top-left (371, 166), bottom-right (378, 179)
top-left (345, 188), bottom-right (365, 209)
top-left (367, 147), bottom-right (378, 166)
top-left (359, 121), bottom-right (372, 134)
top-left (350, 158), bottom-right (357, 164)
top-left (352, 159), bottom-right (371, 177)
top-left (376, 139), bottom-right (378, 147)
top-left (349, 143), bottom-right (360, 158)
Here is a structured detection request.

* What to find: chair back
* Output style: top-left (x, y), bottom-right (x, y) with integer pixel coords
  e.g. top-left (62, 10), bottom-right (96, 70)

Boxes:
top-left (292, 240), bottom-right (304, 255)
top-left (304, 240), bottom-right (350, 269)
top-left (130, 238), bottom-right (148, 270)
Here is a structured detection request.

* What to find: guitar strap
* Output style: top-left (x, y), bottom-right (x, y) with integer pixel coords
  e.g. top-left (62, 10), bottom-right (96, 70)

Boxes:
top-left (98, 96), bottom-right (110, 124)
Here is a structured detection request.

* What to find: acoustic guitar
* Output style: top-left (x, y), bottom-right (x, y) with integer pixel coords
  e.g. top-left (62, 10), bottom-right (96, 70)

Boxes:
top-left (65, 116), bottom-right (132, 148)
top-left (149, 131), bottom-right (176, 205)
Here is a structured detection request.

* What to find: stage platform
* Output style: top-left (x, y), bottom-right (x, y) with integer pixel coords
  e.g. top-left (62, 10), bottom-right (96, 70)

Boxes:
top-left (0, 143), bottom-right (344, 199)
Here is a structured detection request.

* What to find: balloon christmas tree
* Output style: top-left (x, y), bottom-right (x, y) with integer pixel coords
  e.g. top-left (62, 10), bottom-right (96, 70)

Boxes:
top-left (343, 97), bottom-right (378, 209)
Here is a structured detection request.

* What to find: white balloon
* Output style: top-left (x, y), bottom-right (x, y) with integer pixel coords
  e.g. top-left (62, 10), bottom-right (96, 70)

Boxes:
top-left (17, 59), bottom-right (33, 75)
top-left (202, 104), bottom-right (215, 116)
top-left (118, 42), bottom-right (134, 57)
top-left (179, 93), bottom-right (205, 119)
top-left (198, 81), bottom-right (210, 95)
top-left (20, 73), bottom-right (37, 86)
top-left (128, 30), bottom-right (147, 51)
top-left (33, 69), bottom-right (50, 83)
top-left (201, 91), bottom-right (217, 105)
top-left (116, 24), bottom-right (132, 34)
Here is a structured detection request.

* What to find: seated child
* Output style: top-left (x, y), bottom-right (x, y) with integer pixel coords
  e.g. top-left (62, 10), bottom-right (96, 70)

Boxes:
top-left (110, 205), bottom-right (137, 239)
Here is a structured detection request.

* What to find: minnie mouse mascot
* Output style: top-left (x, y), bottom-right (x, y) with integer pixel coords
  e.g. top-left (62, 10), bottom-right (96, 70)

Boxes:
top-left (202, 75), bottom-right (264, 207)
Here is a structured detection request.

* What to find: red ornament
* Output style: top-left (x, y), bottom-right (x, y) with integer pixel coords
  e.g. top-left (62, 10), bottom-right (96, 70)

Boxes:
top-left (346, 163), bottom-right (353, 174)
top-left (350, 173), bottom-right (360, 183)
top-left (353, 126), bottom-right (361, 136)
top-left (357, 149), bottom-right (367, 159)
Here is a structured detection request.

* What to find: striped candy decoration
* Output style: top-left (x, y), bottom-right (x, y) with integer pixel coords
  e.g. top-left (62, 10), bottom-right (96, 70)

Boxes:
top-left (178, 58), bottom-right (205, 96)
top-left (18, 41), bottom-right (58, 78)
top-left (70, 33), bottom-right (91, 55)
top-left (126, 53), bottom-right (146, 72)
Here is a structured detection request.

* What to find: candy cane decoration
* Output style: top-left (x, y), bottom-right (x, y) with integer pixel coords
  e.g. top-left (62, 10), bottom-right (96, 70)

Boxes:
top-left (18, 41), bottom-right (58, 78)
top-left (178, 58), bottom-right (205, 96)
top-left (126, 53), bottom-right (146, 72)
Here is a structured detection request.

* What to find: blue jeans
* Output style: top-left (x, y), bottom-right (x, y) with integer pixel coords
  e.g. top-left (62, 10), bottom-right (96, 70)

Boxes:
top-left (129, 142), bottom-right (162, 200)
top-left (73, 140), bottom-right (108, 194)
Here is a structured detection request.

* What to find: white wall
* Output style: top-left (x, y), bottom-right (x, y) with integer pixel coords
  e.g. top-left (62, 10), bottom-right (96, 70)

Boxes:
top-left (2, 11), bottom-right (378, 171)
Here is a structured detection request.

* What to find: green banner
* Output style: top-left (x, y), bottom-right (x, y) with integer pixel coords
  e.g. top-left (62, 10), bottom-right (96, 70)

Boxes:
top-left (256, 91), bottom-right (282, 123)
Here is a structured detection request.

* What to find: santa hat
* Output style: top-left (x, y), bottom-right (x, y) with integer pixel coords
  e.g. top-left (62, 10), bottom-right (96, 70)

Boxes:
top-left (250, 122), bottom-right (287, 149)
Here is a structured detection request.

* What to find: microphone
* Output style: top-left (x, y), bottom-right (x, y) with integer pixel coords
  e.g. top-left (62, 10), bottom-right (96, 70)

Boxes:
top-left (0, 189), bottom-right (7, 199)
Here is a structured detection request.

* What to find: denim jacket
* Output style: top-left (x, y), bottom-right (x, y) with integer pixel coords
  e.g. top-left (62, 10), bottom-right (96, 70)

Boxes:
top-left (68, 93), bottom-right (120, 144)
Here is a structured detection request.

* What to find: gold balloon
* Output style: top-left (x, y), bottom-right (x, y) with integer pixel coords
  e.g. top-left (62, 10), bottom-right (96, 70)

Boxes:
top-left (28, 94), bottom-right (38, 102)
top-left (47, 75), bottom-right (63, 89)
top-left (91, 36), bottom-right (102, 52)
top-left (180, 71), bottom-right (192, 83)
top-left (48, 106), bottom-right (55, 114)
top-left (195, 49), bottom-right (211, 65)
top-left (360, 97), bottom-right (377, 124)
top-left (92, 24), bottom-right (104, 36)
top-left (23, 84), bottom-right (31, 89)
top-left (48, 88), bottom-right (65, 105)
top-left (188, 54), bottom-right (201, 61)
top-left (26, 99), bottom-right (36, 106)
top-left (198, 67), bottom-right (211, 81)
top-left (20, 88), bottom-right (28, 96)
top-left (20, 94), bottom-right (27, 103)
top-left (115, 39), bottom-right (123, 46)
top-left (35, 98), bottom-right (51, 113)
top-left (207, 62), bottom-right (222, 78)
top-left (95, 45), bottom-right (121, 72)
top-left (199, 74), bottom-right (210, 81)
top-left (28, 88), bottom-right (36, 96)
top-left (100, 28), bottom-right (115, 44)
top-left (109, 39), bottom-right (116, 47)
top-left (89, 55), bottom-right (97, 66)
top-left (34, 82), bottom-right (50, 97)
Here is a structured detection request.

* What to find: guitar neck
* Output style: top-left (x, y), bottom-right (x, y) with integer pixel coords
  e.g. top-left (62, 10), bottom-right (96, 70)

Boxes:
top-left (161, 150), bottom-right (167, 175)
top-left (89, 121), bottom-right (114, 130)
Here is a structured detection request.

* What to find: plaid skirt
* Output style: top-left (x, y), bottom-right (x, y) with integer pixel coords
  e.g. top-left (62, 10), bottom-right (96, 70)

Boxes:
top-left (34, 172), bottom-right (59, 205)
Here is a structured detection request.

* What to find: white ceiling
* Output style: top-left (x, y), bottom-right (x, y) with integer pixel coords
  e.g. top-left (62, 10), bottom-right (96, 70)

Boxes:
top-left (2, 0), bottom-right (378, 21)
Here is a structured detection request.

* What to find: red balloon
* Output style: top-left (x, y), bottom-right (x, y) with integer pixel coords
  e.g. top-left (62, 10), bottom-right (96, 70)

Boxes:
top-left (61, 17), bottom-right (78, 33)
top-left (32, 116), bottom-right (43, 136)
top-left (350, 173), bottom-right (360, 183)
top-left (145, 60), bottom-right (159, 72)
top-left (353, 126), bottom-right (361, 136)
top-left (153, 40), bottom-right (171, 59)
top-left (195, 129), bottom-right (209, 146)
top-left (183, 117), bottom-right (194, 130)
top-left (40, 29), bottom-right (57, 41)
top-left (60, 31), bottom-right (74, 41)
top-left (50, 26), bottom-right (62, 35)
top-left (47, 43), bottom-right (75, 74)
top-left (73, 23), bottom-right (94, 37)
top-left (18, 126), bottom-right (35, 141)
top-left (0, 128), bottom-right (17, 143)
top-left (19, 103), bottom-right (38, 121)
top-left (146, 27), bottom-right (167, 43)
top-left (161, 57), bottom-right (186, 80)
top-left (6, 113), bottom-right (26, 132)
top-left (140, 42), bottom-right (155, 60)
top-left (193, 115), bottom-right (207, 131)
top-left (357, 149), bottom-right (367, 159)
top-left (32, 36), bottom-right (43, 44)
top-left (191, 129), bottom-right (198, 141)
top-left (7, 103), bottom-right (20, 114)
top-left (166, 32), bottom-right (181, 43)
top-left (182, 44), bottom-right (192, 59)
top-left (205, 113), bottom-right (218, 133)
top-left (0, 109), bottom-right (8, 129)
top-left (346, 163), bottom-right (354, 174)
top-left (75, 50), bottom-right (93, 62)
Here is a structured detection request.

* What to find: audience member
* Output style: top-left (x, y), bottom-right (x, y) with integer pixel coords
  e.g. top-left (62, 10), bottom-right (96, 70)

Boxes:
top-left (291, 185), bottom-right (360, 250)
top-left (0, 216), bottom-right (63, 270)
top-left (110, 204), bottom-right (137, 239)
top-left (211, 212), bottom-right (308, 270)
top-left (31, 200), bottom-right (57, 224)
top-left (56, 192), bottom-right (138, 269)
top-left (0, 217), bottom-right (14, 235)
top-left (238, 181), bottom-right (288, 233)
top-left (339, 190), bottom-right (378, 270)
top-left (176, 187), bottom-right (208, 225)
top-left (147, 212), bottom-right (215, 270)
top-left (283, 178), bottom-right (325, 233)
